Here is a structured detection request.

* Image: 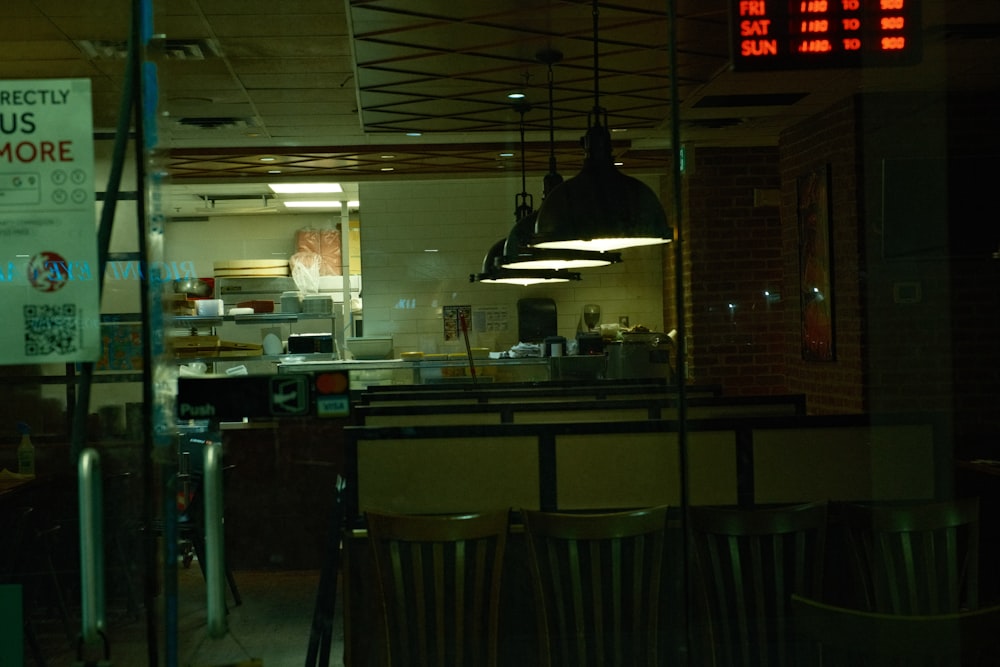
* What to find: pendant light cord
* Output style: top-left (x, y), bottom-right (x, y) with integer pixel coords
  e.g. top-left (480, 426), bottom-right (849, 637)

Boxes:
top-left (520, 108), bottom-right (527, 197)
top-left (592, 0), bottom-right (600, 114)
top-left (545, 57), bottom-right (564, 196)
top-left (548, 64), bottom-right (557, 178)
top-left (515, 104), bottom-right (532, 219)
top-left (587, 0), bottom-right (608, 131)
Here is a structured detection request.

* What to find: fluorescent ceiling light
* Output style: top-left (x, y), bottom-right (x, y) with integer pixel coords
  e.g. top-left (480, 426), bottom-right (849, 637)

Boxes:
top-left (284, 200), bottom-right (360, 208)
top-left (268, 182), bottom-right (343, 194)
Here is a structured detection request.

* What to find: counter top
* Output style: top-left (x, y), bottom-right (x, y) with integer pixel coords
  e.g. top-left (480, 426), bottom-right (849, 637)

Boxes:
top-left (277, 356), bottom-right (552, 370)
top-left (175, 312), bottom-right (337, 326)
top-left (276, 355), bottom-right (606, 387)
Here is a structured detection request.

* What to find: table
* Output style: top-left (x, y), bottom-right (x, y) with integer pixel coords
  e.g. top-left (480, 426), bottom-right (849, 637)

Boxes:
top-left (0, 472), bottom-right (39, 499)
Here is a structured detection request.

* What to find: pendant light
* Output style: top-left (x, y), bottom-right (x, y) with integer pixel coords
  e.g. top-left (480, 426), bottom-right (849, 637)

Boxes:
top-left (471, 100), bottom-right (581, 285)
top-left (532, 0), bottom-right (672, 252)
top-left (502, 48), bottom-right (621, 270)
top-left (471, 238), bottom-right (581, 285)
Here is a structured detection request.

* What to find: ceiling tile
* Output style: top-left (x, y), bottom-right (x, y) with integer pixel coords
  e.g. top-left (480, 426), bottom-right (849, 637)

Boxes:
top-left (229, 57), bottom-right (354, 75)
top-left (239, 73), bottom-right (358, 90)
top-left (209, 14), bottom-right (347, 39)
top-left (0, 17), bottom-right (67, 39)
top-left (247, 88), bottom-right (357, 104)
top-left (0, 41), bottom-right (82, 60)
top-left (220, 37), bottom-right (352, 59)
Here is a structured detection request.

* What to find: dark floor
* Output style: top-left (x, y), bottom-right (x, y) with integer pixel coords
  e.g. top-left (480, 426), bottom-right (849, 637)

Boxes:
top-left (27, 565), bottom-right (344, 667)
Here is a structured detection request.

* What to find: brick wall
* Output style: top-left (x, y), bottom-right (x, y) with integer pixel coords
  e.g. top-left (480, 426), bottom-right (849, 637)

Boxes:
top-left (779, 97), bottom-right (867, 413)
top-left (679, 146), bottom-right (788, 395)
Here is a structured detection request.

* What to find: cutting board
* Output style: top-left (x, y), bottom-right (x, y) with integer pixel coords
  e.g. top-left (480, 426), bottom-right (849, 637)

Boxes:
top-left (214, 259), bottom-right (290, 277)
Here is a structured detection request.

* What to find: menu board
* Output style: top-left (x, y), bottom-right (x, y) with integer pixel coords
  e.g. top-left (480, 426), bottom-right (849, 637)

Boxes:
top-left (732, 0), bottom-right (922, 71)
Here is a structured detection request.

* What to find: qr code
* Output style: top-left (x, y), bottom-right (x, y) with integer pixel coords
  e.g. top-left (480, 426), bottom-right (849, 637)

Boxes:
top-left (24, 303), bottom-right (79, 356)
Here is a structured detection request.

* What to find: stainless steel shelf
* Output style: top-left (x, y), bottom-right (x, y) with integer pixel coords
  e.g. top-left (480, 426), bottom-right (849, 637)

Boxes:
top-left (174, 313), bottom-right (333, 326)
top-left (177, 353), bottom-right (336, 364)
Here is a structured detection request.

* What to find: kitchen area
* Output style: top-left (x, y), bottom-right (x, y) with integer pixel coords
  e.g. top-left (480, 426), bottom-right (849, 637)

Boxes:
top-left (107, 173), bottom-right (677, 401)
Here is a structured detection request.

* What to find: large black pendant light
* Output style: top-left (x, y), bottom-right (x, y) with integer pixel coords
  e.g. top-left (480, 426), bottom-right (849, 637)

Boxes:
top-left (502, 48), bottom-right (621, 270)
top-left (532, 0), bottom-right (673, 252)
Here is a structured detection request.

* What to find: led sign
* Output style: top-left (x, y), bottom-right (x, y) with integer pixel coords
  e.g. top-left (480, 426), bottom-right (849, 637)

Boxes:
top-left (732, 0), bottom-right (922, 71)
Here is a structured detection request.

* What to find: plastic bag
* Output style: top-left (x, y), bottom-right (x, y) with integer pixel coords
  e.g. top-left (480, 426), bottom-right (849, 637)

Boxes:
top-left (290, 251), bottom-right (321, 293)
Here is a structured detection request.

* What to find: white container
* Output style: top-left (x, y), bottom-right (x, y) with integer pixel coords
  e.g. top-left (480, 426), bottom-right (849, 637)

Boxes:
top-left (262, 332), bottom-right (284, 355)
top-left (347, 336), bottom-right (393, 360)
top-left (280, 291), bottom-right (302, 313)
top-left (302, 294), bottom-right (333, 314)
top-left (196, 299), bottom-right (225, 316)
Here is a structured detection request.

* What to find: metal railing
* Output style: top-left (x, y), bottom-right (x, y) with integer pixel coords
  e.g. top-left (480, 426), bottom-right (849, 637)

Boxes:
top-left (203, 439), bottom-right (227, 638)
top-left (78, 448), bottom-right (106, 644)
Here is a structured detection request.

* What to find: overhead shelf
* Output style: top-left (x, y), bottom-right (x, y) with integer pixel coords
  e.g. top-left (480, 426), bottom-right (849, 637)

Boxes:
top-left (173, 313), bottom-right (334, 326)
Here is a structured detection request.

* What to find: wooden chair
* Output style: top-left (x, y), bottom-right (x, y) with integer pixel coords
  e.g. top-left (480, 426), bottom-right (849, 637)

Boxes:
top-left (791, 593), bottom-right (1000, 666)
top-left (839, 497), bottom-right (979, 614)
top-left (520, 505), bottom-right (670, 667)
top-left (688, 501), bottom-right (828, 667)
top-left (365, 509), bottom-right (510, 667)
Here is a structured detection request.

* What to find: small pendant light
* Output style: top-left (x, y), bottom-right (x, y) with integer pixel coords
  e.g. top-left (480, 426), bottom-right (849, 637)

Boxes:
top-left (532, 0), bottom-right (672, 252)
top-left (502, 49), bottom-right (621, 270)
top-left (471, 100), bottom-right (582, 285)
top-left (471, 238), bottom-right (581, 285)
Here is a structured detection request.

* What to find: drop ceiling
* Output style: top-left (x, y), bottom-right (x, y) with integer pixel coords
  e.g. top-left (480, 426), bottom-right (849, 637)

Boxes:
top-left (5, 0), bottom-right (999, 216)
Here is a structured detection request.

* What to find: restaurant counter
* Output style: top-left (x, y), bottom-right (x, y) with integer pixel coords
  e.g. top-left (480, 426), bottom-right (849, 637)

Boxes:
top-left (220, 416), bottom-right (348, 570)
top-left (276, 354), bottom-right (607, 390)
top-left (221, 356), bottom-right (607, 568)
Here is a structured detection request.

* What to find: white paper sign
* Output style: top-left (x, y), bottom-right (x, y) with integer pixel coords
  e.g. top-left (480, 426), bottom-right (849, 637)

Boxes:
top-left (0, 78), bottom-right (100, 364)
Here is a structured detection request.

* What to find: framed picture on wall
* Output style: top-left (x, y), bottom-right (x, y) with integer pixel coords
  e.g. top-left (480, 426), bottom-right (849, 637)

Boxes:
top-left (798, 164), bottom-right (835, 361)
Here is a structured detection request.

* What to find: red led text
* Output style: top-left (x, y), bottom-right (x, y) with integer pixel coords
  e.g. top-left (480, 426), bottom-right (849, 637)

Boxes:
top-left (739, 1), bottom-right (767, 16)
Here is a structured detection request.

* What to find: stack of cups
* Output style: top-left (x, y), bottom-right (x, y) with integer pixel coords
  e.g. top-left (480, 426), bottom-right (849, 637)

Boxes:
top-left (280, 291), bottom-right (302, 313)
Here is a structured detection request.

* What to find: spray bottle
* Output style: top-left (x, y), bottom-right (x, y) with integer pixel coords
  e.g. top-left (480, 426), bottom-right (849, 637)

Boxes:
top-left (17, 422), bottom-right (35, 476)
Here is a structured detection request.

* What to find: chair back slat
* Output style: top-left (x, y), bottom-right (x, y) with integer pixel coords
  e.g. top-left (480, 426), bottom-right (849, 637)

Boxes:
top-left (842, 498), bottom-right (979, 614)
top-left (522, 506), bottom-right (669, 667)
top-left (792, 593), bottom-right (1000, 666)
top-left (689, 502), bottom-right (829, 667)
top-left (366, 509), bottom-right (509, 667)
